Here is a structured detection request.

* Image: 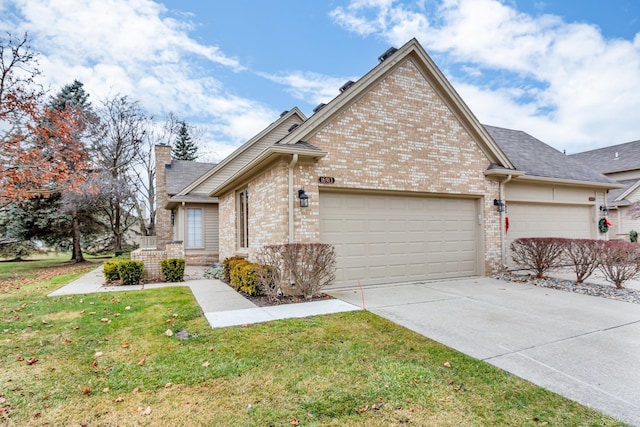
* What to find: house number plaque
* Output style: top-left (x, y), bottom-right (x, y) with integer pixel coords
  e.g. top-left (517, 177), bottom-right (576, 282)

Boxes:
top-left (318, 176), bottom-right (335, 184)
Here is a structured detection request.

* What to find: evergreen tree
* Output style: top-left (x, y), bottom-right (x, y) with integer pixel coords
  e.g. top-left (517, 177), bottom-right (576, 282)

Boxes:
top-left (172, 121), bottom-right (198, 161)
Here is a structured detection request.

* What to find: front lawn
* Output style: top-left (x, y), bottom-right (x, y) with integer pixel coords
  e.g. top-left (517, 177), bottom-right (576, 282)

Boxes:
top-left (0, 262), bottom-right (627, 426)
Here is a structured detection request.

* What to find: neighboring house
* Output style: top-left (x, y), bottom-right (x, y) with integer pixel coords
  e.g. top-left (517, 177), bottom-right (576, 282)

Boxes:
top-left (157, 38), bottom-right (620, 286)
top-left (570, 140), bottom-right (640, 240)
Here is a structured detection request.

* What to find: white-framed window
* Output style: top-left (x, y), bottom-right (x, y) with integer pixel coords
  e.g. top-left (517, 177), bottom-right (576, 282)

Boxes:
top-left (186, 208), bottom-right (203, 248)
top-left (238, 188), bottom-right (249, 249)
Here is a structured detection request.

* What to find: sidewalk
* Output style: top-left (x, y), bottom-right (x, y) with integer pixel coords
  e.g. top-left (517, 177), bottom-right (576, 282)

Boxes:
top-left (48, 266), bottom-right (359, 328)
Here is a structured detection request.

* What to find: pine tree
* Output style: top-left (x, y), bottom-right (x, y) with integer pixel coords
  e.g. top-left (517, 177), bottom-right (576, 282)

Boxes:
top-left (172, 121), bottom-right (198, 161)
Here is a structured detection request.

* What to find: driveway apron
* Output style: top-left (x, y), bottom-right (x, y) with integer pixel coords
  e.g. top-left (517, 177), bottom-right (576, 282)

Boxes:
top-left (328, 277), bottom-right (640, 426)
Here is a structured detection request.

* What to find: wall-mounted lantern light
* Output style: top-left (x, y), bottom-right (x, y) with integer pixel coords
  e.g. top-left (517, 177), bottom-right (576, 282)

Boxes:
top-left (170, 210), bottom-right (175, 225)
top-left (600, 205), bottom-right (609, 215)
top-left (298, 189), bottom-right (309, 208)
top-left (493, 198), bottom-right (505, 213)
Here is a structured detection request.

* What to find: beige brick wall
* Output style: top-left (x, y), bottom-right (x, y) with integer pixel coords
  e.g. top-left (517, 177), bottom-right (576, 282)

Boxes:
top-left (304, 58), bottom-right (501, 273)
top-left (155, 144), bottom-right (173, 250)
top-left (218, 192), bottom-right (236, 262)
top-left (221, 57), bottom-right (504, 274)
top-left (131, 241), bottom-right (186, 280)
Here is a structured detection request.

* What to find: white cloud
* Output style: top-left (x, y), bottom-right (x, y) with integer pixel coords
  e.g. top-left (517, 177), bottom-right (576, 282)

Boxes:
top-left (0, 0), bottom-right (275, 161)
top-left (330, 0), bottom-right (640, 152)
top-left (257, 71), bottom-right (356, 106)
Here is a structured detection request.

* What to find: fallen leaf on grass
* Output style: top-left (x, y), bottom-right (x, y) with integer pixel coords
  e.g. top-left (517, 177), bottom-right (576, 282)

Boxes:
top-left (137, 406), bottom-right (152, 416)
top-left (94, 351), bottom-right (103, 357)
top-left (121, 342), bottom-right (130, 348)
top-left (443, 362), bottom-right (451, 368)
top-left (138, 357), bottom-right (146, 366)
top-left (102, 388), bottom-right (109, 393)
top-left (164, 383), bottom-right (172, 388)
top-left (81, 388), bottom-right (91, 395)
top-left (202, 362), bottom-right (210, 367)
top-left (91, 360), bottom-right (99, 372)
top-left (165, 329), bottom-right (173, 337)
top-left (27, 357), bottom-right (38, 365)
top-left (132, 387), bottom-right (140, 393)
top-left (33, 412), bottom-right (41, 418)
top-left (100, 318), bottom-right (111, 323)
top-left (114, 397), bottom-right (124, 403)
top-left (41, 319), bottom-right (48, 324)
top-left (291, 417), bottom-right (299, 425)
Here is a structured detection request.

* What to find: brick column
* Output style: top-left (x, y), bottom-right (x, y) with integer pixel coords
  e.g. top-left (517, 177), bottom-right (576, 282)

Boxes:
top-left (155, 144), bottom-right (172, 250)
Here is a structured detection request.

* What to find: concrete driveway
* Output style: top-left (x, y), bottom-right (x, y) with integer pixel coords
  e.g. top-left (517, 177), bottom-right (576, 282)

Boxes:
top-left (328, 277), bottom-right (640, 426)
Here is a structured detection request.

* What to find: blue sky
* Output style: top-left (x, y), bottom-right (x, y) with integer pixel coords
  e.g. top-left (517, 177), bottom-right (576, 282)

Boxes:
top-left (2, 0), bottom-right (639, 160)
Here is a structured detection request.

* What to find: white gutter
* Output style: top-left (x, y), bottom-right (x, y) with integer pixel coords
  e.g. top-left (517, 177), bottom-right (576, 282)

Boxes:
top-left (499, 175), bottom-right (513, 270)
top-left (288, 154), bottom-right (298, 243)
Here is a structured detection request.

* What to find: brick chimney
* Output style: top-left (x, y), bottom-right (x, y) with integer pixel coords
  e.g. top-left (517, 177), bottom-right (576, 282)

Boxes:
top-left (155, 144), bottom-right (172, 250)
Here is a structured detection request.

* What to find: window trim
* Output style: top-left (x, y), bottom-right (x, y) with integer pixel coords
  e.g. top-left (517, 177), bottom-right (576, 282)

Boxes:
top-left (185, 207), bottom-right (204, 249)
top-left (237, 188), bottom-right (249, 249)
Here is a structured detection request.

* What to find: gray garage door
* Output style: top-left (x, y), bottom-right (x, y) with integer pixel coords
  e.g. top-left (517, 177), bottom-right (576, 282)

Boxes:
top-left (319, 192), bottom-right (480, 287)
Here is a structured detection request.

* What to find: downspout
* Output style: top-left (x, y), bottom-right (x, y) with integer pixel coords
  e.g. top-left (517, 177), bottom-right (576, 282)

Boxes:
top-left (288, 154), bottom-right (299, 243)
top-left (499, 175), bottom-right (513, 270)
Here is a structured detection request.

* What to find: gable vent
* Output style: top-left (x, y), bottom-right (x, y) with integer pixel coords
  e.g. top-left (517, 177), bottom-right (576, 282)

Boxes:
top-left (339, 80), bottom-right (355, 93)
top-left (378, 47), bottom-right (398, 62)
top-left (313, 103), bottom-right (326, 114)
top-left (288, 123), bottom-right (299, 132)
top-left (280, 110), bottom-right (289, 117)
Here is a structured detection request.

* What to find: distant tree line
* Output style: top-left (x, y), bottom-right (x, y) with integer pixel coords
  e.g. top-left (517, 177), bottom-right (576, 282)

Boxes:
top-left (0, 32), bottom-right (200, 261)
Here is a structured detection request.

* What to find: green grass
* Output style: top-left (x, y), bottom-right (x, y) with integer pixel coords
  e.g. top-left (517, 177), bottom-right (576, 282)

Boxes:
top-left (0, 260), bottom-right (629, 426)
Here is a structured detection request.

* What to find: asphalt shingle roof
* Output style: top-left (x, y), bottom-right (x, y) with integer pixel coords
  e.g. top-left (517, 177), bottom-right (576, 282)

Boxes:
top-left (569, 140), bottom-right (640, 174)
top-left (484, 125), bottom-right (616, 184)
top-left (165, 159), bottom-right (217, 195)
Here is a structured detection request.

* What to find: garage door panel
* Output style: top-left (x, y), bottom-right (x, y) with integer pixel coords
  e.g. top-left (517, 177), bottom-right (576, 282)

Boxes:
top-left (506, 203), bottom-right (594, 268)
top-left (320, 192), bottom-right (479, 287)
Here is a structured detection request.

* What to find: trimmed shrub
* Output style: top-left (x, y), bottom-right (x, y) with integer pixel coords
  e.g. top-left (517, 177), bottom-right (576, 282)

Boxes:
top-left (598, 240), bottom-right (640, 289)
top-left (229, 260), bottom-right (263, 296)
top-left (255, 246), bottom-right (283, 301)
top-left (630, 230), bottom-right (638, 243)
top-left (103, 260), bottom-right (121, 282)
top-left (262, 243), bottom-right (336, 299)
top-left (510, 238), bottom-right (564, 278)
top-left (117, 260), bottom-right (144, 286)
top-left (561, 239), bottom-right (603, 284)
top-left (222, 256), bottom-right (246, 283)
top-left (161, 258), bottom-right (186, 282)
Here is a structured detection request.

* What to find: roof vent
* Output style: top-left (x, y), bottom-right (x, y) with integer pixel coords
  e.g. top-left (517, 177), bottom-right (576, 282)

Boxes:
top-left (280, 110), bottom-right (289, 117)
top-left (288, 123), bottom-right (299, 132)
top-left (378, 47), bottom-right (398, 62)
top-left (339, 80), bottom-right (355, 93)
top-left (313, 103), bottom-right (326, 114)
top-left (614, 152), bottom-right (619, 160)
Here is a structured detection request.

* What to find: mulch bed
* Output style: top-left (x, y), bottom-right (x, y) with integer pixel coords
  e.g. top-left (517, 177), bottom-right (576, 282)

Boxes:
top-left (239, 292), bottom-right (334, 307)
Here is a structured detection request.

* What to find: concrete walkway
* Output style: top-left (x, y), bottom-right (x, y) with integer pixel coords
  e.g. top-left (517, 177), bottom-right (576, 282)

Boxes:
top-left (48, 266), bottom-right (360, 328)
top-left (329, 278), bottom-right (640, 426)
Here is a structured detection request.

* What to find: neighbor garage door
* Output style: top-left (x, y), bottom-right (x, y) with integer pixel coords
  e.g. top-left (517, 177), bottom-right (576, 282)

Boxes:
top-left (319, 192), bottom-right (479, 287)
top-left (506, 203), bottom-right (594, 267)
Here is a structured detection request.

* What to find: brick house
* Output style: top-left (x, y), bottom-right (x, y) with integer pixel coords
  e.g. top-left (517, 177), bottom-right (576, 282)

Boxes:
top-left (157, 38), bottom-right (620, 287)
